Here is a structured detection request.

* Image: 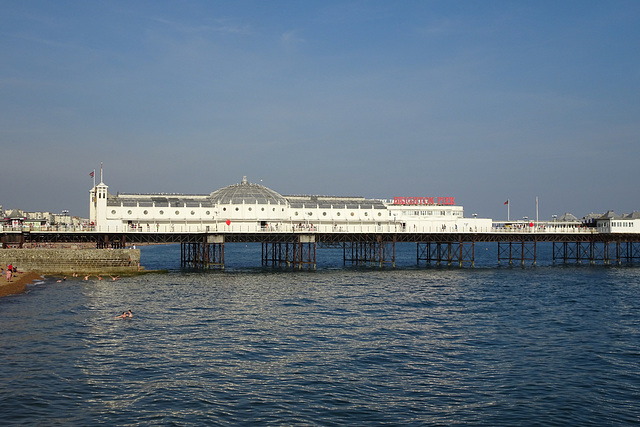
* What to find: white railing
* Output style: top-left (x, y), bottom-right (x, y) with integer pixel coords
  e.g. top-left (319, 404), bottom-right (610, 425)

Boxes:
top-left (1, 225), bottom-right (95, 232)
top-left (1, 223), bottom-right (601, 234)
top-left (490, 226), bottom-right (597, 234)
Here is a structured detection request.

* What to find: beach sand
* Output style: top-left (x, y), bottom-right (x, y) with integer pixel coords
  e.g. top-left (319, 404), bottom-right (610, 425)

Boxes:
top-left (0, 272), bottom-right (43, 298)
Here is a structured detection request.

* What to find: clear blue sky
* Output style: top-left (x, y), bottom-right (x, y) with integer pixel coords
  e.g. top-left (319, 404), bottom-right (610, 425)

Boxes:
top-left (1, 0), bottom-right (639, 220)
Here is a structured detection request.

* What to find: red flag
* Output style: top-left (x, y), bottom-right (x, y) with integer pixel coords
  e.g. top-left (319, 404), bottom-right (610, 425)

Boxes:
top-left (90, 171), bottom-right (95, 178)
top-left (504, 200), bottom-right (509, 205)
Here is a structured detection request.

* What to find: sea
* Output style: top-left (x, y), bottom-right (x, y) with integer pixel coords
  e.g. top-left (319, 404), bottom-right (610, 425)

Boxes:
top-left (1, 243), bottom-right (639, 426)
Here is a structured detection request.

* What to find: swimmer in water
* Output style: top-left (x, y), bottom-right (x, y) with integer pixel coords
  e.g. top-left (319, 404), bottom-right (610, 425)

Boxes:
top-left (116, 311), bottom-right (128, 319)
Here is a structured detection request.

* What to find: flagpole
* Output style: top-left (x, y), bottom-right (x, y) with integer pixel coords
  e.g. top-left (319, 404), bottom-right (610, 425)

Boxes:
top-left (90, 168), bottom-right (96, 226)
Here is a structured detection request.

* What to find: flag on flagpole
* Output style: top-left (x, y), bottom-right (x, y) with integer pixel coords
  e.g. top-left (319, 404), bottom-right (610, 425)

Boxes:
top-left (504, 200), bottom-right (509, 205)
top-left (90, 170), bottom-right (95, 178)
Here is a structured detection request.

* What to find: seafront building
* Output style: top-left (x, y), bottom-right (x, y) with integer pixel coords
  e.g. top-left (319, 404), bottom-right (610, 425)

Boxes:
top-left (596, 210), bottom-right (640, 233)
top-left (90, 176), bottom-right (493, 233)
top-left (1, 208), bottom-right (81, 229)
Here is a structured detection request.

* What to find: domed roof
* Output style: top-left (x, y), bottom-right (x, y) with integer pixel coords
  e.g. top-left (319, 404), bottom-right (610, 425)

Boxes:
top-left (209, 176), bottom-right (287, 205)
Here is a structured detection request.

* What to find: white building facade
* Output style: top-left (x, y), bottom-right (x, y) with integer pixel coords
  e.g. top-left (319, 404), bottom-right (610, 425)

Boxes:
top-left (90, 176), bottom-right (492, 233)
top-left (596, 211), bottom-right (640, 233)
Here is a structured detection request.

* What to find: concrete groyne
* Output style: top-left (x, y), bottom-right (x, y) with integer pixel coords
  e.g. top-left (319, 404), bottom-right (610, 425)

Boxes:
top-left (0, 249), bottom-right (142, 275)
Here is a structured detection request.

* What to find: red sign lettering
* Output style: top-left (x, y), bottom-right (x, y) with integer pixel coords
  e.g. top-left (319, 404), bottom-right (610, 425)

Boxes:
top-left (392, 197), bottom-right (455, 206)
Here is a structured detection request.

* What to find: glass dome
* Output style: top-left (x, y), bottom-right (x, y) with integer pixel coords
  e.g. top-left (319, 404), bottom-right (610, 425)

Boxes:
top-left (209, 176), bottom-right (287, 205)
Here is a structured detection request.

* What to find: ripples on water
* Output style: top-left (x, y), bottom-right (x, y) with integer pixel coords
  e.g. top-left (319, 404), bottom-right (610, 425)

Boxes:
top-left (1, 244), bottom-right (639, 425)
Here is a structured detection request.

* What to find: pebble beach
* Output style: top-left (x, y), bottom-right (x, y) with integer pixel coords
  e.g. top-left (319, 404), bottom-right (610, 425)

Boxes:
top-left (0, 272), bottom-right (42, 298)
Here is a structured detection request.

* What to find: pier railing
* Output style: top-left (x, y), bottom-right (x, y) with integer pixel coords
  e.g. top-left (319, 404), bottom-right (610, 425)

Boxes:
top-left (1, 223), bottom-right (599, 235)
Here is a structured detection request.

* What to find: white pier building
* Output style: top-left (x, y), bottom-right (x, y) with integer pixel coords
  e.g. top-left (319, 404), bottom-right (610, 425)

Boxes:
top-left (90, 176), bottom-right (492, 233)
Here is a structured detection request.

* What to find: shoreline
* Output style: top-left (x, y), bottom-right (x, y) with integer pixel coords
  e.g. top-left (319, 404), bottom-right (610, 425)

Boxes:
top-left (0, 270), bottom-right (167, 299)
top-left (0, 272), bottom-right (43, 298)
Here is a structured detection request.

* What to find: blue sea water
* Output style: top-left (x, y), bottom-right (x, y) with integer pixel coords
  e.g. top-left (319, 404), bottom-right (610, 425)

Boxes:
top-left (1, 243), bottom-right (639, 425)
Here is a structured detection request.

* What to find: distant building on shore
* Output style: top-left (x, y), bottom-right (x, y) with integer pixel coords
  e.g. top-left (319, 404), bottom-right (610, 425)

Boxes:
top-left (1, 208), bottom-right (86, 228)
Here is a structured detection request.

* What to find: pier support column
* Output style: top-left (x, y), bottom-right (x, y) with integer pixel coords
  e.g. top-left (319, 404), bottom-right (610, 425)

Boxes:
top-left (295, 235), bottom-right (316, 270)
top-left (262, 241), bottom-right (294, 267)
top-left (181, 235), bottom-right (225, 269)
top-left (343, 235), bottom-right (395, 268)
top-left (498, 240), bottom-right (536, 266)
top-left (417, 239), bottom-right (475, 267)
top-left (262, 235), bottom-right (316, 269)
top-left (552, 239), bottom-right (617, 265)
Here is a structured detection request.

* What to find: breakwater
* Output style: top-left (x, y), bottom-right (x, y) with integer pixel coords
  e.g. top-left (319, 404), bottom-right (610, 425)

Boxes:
top-left (0, 249), bottom-right (141, 275)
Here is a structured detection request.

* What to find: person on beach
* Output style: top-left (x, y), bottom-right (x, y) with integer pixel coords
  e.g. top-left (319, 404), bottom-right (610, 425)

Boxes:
top-left (6, 267), bottom-right (12, 282)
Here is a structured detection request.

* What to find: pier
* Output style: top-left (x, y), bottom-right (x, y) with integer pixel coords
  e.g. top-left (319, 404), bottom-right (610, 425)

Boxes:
top-left (3, 176), bottom-right (639, 270)
top-left (2, 224), bottom-right (640, 269)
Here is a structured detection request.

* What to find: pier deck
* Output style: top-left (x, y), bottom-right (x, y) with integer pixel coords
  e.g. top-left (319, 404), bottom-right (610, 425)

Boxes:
top-left (3, 225), bottom-right (640, 269)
